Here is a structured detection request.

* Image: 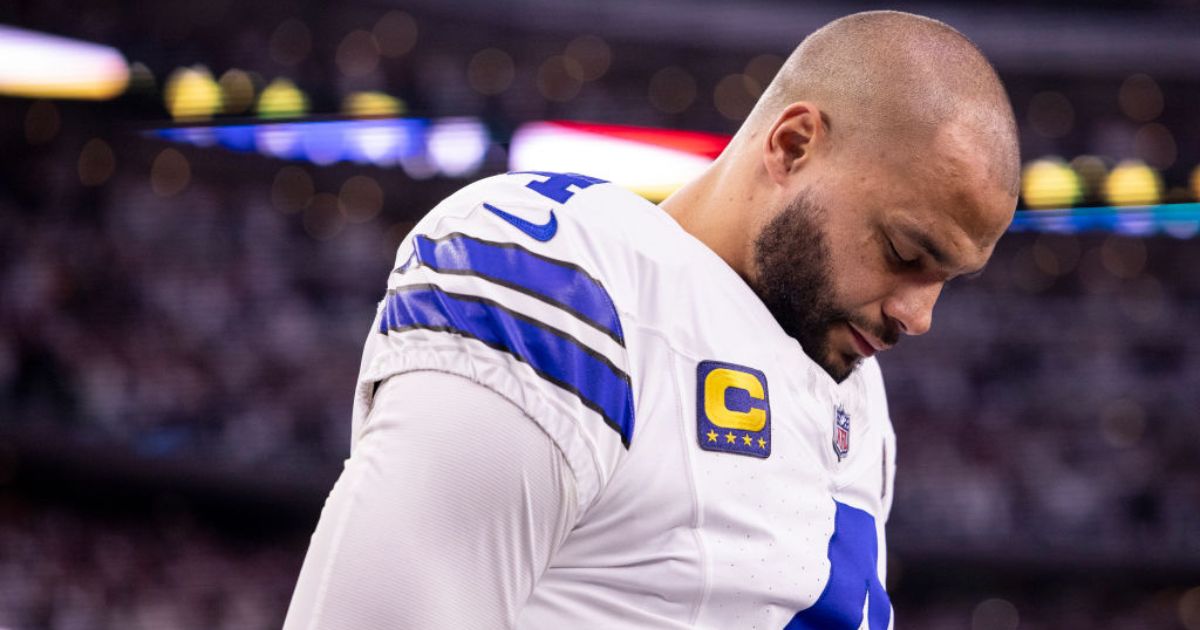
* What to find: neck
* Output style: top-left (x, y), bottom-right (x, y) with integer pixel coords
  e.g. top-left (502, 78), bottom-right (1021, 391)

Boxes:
top-left (659, 156), bottom-right (756, 278)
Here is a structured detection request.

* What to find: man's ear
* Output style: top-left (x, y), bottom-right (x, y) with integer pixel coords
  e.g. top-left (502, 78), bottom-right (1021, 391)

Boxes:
top-left (763, 102), bottom-right (825, 185)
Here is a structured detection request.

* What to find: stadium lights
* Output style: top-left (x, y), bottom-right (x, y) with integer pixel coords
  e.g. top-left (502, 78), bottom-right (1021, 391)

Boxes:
top-left (343, 91), bottom-right (406, 117)
top-left (164, 66), bottom-right (223, 121)
top-left (0, 24), bottom-right (129, 99)
top-left (509, 120), bottom-right (728, 202)
top-left (427, 118), bottom-right (489, 177)
top-left (1021, 158), bottom-right (1082, 209)
top-left (1009, 203), bottom-right (1200, 238)
top-left (147, 115), bottom-right (1200, 237)
top-left (1105, 160), bottom-right (1162, 207)
top-left (257, 78), bottom-right (309, 119)
top-left (152, 118), bottom-right (430, 171)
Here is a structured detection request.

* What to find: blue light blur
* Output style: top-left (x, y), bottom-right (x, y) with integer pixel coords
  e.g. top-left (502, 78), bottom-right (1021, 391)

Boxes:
top-left (149, 117), bottom-right (435, 171)
top-left (1010, 203), bottom-right (1200, 238)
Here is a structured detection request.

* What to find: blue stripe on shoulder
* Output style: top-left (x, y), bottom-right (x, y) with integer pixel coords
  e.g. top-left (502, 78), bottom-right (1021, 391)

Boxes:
top-left (379, 284), bottom-right (634, 447)
top-left (403, 233), bottom-right (625, 345)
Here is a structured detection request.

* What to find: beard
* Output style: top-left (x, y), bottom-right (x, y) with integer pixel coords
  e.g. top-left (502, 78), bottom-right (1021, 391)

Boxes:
top-left (748, 190), bottom-right (887, 383)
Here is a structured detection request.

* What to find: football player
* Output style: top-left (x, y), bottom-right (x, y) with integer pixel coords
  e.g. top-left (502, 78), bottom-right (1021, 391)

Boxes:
top-left (285, 10), bottom-right (1018, 629)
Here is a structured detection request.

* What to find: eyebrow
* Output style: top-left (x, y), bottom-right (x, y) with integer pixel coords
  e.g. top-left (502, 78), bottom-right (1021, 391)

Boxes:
top-left (897, 225), bottom-right (952, 268)
top-left (896, 225), bottom-right (986, 279)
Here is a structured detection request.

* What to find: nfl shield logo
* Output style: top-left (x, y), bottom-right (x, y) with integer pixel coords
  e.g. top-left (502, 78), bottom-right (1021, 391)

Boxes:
top-left (833, 404), bottom-right (850, 461)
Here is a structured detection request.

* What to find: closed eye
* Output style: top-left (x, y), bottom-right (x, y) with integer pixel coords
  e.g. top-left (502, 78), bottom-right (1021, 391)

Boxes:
top-left (887, 238), bottom-right (920, 269)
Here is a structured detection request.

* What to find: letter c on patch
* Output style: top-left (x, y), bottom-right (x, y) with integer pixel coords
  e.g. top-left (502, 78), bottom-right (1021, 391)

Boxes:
top-left (703, 367), bottom-right (767, 432)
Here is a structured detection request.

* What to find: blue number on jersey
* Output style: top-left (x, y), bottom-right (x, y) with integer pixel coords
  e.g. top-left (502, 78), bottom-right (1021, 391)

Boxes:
top-left (512, 171), bottom-right (608, 203)
top-left (784, 501), bottom-right (891, 629)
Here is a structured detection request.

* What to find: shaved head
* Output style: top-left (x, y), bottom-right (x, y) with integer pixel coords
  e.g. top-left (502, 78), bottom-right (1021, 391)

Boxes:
top-left (662, 11), bottom-right (1021, 382)
top-left (745, 10), bottom-right (1019, 195)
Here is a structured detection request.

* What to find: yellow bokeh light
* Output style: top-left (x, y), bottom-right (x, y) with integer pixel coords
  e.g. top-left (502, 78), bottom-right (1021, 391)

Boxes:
top-left (1180, 586), bottom-right (1200, 630)
top-left (1104, 160), bottom-right (1162, 207)
top-left (127, 61), bottom-right (156, 95)
top-left (564, 35), bottom-right (611, 82)
top-left (467, 48), bottom-right (515, 96)
top-left (1021, 158), bottom-right (1081, 209)
top-left (335, 30), bottom-right (381, 78)
top-left (78, 138), bottom-right (116, 187)
top-left (271, 166), bottom-right (314, 214)
top-left (339, 175), bottom-right (384, 223)
top-left (744, 54), bottom-right (784, 91)
top-left (342, 91), bottom-right (405, 117)
top-left (648, 66), bottom-right (697, 114)
top-left (270, 18), bottom-right (312, 67)
top-left (164, 66), bottom-right (222, 121)
top-left (218, 69), bottom-right (256, 115)
top-left (1190, 164), bottom-right (1200, 202)
top-left (374, 11), bottom-right (418, 58)
top-left (1070, 155), bottom-right (1107, 202)
top-left (713, 73), bottom-right (758, 121)
top-left (257, 77), bottom-right (309, 119)
top-left (151, 148), bottom-right (191, 197)
top-left (537, 56), bottom-right (583, 102)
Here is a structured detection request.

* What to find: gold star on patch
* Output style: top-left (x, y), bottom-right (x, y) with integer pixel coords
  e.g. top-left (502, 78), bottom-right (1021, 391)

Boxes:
top-left (742, 434), bottom-right (753, 446)
top-left (707, 430), bottom-right (718, 443)
top-left (725, 431), bottom-right (737, 444)
top-left (758, 437), bottom-right (767, 449)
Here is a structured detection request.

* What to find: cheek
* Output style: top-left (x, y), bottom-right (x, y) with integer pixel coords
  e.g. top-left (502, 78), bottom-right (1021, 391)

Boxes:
top-left (826, 229), bottom-right (890, 309)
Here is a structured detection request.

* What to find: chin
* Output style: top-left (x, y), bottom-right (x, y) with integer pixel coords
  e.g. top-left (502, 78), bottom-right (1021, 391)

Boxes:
top-left (821, 351), bottom-right (861, 384)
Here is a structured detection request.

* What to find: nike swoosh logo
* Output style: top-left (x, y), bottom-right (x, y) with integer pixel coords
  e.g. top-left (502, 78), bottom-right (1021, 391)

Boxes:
top-left (483, 203), bottom-right (558, 242)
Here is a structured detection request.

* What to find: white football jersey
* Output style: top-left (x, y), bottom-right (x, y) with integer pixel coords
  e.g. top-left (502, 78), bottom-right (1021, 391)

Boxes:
top-left (353, 171), bottom-right (897, 629)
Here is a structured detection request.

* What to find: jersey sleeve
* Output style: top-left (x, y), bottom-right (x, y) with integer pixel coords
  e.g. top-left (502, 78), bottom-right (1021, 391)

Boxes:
top-left (286, 371), bottom-right (576, 629)
top-left (351, 172), bottom-right (635, 514)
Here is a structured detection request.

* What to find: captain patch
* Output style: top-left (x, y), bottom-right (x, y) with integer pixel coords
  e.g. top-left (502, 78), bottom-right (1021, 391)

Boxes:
top-left (696, 360), bottom-right (770, 458)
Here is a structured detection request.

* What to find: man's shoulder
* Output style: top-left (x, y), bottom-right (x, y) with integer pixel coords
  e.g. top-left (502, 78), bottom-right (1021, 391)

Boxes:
top-left (396, 169), bottom-right (786, 370)
top-left (430, 171), bottom-right (682, 253)
top-left (413, 171), bottom-right (708, 318)
top-left (368, 172), bottom-right (660, 507)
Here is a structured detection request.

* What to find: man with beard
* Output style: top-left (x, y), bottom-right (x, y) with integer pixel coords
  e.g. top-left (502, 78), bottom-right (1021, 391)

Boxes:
top-left (286, 10), bottom-right (1018, 630)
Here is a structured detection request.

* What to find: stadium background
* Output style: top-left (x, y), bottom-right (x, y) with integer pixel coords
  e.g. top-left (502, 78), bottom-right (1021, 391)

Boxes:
top-left (2, 0), bottom-right (1199, 627)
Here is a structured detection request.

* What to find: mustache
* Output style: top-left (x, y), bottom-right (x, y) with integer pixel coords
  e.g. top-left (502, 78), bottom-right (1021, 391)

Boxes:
top-left (846, 314), bottom-right (901, 348)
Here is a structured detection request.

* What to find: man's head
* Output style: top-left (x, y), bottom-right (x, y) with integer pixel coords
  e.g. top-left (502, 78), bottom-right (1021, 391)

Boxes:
top-left (675, 11), bottom-right (1020, 382)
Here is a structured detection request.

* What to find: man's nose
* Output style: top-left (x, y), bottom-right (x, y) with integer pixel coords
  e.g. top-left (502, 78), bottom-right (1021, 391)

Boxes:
top-left (883, 281), bottom-right (943, 336)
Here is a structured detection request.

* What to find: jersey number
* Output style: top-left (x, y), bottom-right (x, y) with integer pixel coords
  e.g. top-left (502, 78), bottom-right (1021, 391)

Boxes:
top-left (784, 501), bottom-right (891, 629)
top-left (513, 171), bottom-right (607, 203)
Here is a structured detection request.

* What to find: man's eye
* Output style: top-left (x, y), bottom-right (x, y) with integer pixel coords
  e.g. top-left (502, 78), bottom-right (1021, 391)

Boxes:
top-left (888, 240), bottom-right (919, 267)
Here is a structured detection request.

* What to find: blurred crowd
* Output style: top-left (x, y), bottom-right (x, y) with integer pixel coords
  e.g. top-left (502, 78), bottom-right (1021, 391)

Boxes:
top-left (2, 2), bottom-right (1200, 626)
top-left (0, 501), bottom-right (300, 629)
top-left (886, 231), bottom-right (1200, 563)
top-left (4, 142), bottom-right (1199, 563)
top-left (1, 154), bottom-right (391, 470)
top-left (0, 499), bottom-right (1194, 630)
top-left (2, 113), bottom-right (1200, 627)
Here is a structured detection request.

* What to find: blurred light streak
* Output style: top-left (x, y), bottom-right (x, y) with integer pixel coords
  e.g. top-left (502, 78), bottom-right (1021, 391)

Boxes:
top-left (300, 122), bottom-right (346, 166)
top-left (510, 120), bottom-right (728, 201)
top-left (0, 24), bottom-right (129, 99)
top-left (1009, 203), bottom-right (1200, 237)
top-left (149, 118), bottom-right (436, 171)
top-left (427, 118), bottom-right (488, 178)
top-left (145, 118), bottom-right (1200, 239)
